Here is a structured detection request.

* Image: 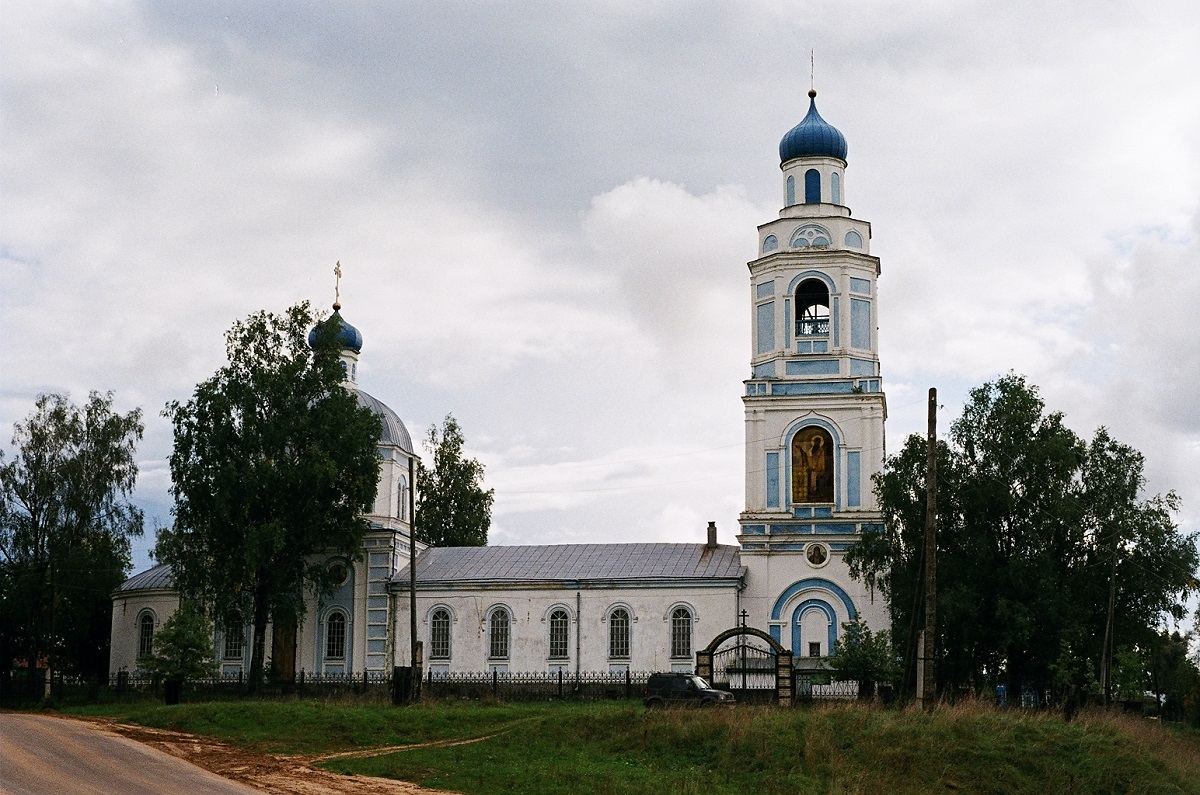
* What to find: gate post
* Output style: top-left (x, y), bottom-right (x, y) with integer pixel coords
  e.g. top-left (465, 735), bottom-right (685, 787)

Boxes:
top-left (776, 651), bottom-right (794, 707)
top-left (695, 650), bottom-right (712, 682)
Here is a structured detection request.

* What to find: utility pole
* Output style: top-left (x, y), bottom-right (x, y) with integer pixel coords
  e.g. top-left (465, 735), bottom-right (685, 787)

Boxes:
top-left (919, 387), bottom-right (938, 710)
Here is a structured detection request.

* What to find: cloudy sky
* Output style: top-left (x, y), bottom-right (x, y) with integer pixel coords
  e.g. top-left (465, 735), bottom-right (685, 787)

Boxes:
top-left (3, 1), bottom-right (1198, 614)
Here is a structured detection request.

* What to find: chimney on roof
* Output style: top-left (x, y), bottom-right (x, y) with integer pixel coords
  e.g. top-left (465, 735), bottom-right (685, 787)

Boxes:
top-left (706, 521), bottom-right (718, 549)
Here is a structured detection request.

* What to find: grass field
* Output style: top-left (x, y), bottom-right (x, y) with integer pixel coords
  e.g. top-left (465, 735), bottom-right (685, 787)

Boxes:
top-left (71, 699), bottom-right (1200, 794)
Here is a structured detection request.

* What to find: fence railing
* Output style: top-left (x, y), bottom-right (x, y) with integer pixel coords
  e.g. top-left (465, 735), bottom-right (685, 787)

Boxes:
top-left (2, 667), bottom-right (880, 707)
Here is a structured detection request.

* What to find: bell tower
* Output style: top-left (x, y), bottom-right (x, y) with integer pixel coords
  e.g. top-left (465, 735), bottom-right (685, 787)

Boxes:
top-left (739, 89), bottom-right (887, 658)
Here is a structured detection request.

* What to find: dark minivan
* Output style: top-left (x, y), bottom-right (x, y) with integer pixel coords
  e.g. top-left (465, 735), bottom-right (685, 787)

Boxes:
top-left (643, 672), bottom-right (736, 707)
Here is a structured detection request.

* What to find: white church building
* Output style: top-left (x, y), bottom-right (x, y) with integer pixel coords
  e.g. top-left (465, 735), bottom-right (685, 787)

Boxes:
top-left (110, 90), bottom-right (889, 681)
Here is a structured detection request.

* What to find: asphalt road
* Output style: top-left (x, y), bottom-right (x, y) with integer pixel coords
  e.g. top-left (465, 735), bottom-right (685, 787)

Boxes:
top-left (0, 712), bottom-right (262, 795)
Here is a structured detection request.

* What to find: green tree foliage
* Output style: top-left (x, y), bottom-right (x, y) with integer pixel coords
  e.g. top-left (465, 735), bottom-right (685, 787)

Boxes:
top-left (828, 618), bottom-right (899, 698)
top-left (0, 392), bottom-right (143, 686)
top-left (156, 303), bottom-right (381, 690)
top-left (847, 374), bottom-right (1198, 699)
top-left (140, 603), bottom-right (216, 682)
top-left (415, 415), bottom-right (494, 547)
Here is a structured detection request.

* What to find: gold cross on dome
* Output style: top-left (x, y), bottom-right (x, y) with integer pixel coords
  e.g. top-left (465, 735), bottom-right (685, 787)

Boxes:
top-left (334, 261), bottom-right (342, 304)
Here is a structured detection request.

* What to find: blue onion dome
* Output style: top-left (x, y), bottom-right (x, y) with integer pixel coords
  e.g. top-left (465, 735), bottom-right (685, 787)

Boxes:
top-left (308, 303), bottom-right (363, 354)
top-left (779, 90), bottom-right (848, 163)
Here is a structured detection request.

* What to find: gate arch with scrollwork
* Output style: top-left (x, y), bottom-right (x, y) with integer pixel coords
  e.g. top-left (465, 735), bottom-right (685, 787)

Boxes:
top-left (696, 626), bottom-right (794, 706)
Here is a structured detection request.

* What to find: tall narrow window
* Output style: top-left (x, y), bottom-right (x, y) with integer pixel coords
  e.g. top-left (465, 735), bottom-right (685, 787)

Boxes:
top-left (792, 426), bottom-right (835, 504)
top-left (549, 609), bottom-right (569, 660)
top-left (670, 607), bottom-right (693, 659)
top-left (326, 612), bottom-right (346, 659)
top-left (430, 608), bottom-right (451, 660)
top-left (223, 620), bottom-right (243, 660)
top-left (138, 613), bottom-right (155, 658)
top-left (489, 609), bottom-right (510, 659)
top-left (609, 608), bottom-right (631, 659)
top-left (831, 172), bottom-right (841, 204)
top-left (804, 169), bottom-right (821, 203)
top-left (397, 476), bottom-right (408, 520)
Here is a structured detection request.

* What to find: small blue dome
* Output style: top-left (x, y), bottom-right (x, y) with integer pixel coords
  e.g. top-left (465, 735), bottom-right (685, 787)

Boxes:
top-left (308, 306), bottom-right (363, 354)
top-left (779, 90), bottom-right (848, 163)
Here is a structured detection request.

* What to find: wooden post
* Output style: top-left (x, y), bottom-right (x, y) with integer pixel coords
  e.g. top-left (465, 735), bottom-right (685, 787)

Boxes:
top-left (919, 388), bottom-right (938, 710)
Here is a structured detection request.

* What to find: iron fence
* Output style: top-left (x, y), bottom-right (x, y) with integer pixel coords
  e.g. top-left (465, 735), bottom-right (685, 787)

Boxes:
top-left (424, 669), bottom-right (650, 702)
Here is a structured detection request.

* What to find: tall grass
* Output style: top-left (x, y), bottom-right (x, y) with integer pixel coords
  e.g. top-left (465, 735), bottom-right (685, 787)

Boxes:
top-left (71, 698), bottom-right (1200, 794)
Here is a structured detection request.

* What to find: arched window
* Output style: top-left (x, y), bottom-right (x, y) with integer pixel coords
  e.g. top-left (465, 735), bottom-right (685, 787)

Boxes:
top-left (795, 278), bottom-right (830, 337)
top-left (845, 230), bottom-right (863, 249)
top-left (326, 612), bottom-right (347, 659)
top-left (430, 608), bottom-right (451, 660)
top-left (549, 609), bottom-right (570, 660)
top-left (137, 612), bottom-right (155, 659)
top-left (763, 235), bottom-right (778, 253)
top-left (489, 608), bottom-right (510, 660)
top-left (786, 175), bottom-right (795, 206)
top-left (831, 172), bottom-right (841, 204)
top-left (608, 608), bottom-right (631, 659)
top-left (804, 169), bottom-right (821, 203)
top-left (670, 607), bottom-right (693, 659)
top-left (223, 619), bottom-right (244, 660)
top-left (792, 426), bottom-right (835, 504)
top-left (397, 476), bottom-right (408, 520)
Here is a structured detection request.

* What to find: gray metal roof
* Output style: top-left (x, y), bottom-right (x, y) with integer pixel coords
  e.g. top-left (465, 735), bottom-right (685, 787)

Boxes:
top-left (356, 389), bottom-right (413, 454)
top-left (395, 543), bottom-right (744, 586)
top-left (115, 563), bottom-right (175, 593)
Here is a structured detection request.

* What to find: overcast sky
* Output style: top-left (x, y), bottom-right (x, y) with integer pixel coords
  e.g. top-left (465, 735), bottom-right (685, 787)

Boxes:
top-left (3, 2), bottom-right (1198, 621)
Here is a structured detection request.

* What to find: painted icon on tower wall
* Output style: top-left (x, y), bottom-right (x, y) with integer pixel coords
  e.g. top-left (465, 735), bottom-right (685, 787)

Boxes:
top-left (791, 427), bottom-right (834, 503)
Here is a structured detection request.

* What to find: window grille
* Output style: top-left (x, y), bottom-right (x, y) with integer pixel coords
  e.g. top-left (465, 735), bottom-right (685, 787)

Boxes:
top-left (138, 613), bottom-right (154, 658)
top-left (326, 612), bottom-right (347, 659)
top-left (223, 622), bottom-right (243, 660)
top-left (489, 609), bottom-right (510, 659)
top-left (430, 609), bottom-right (451, 660)
top-left (670, 608), bottom-right (692, 659)
top-left (609, 608), bottom-right (630, 659)
top-left (549, 609), bottom-right (569, 659)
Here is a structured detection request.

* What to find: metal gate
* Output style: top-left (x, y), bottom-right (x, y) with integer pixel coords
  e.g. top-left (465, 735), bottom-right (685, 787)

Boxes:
top-left (696, 623), bottom-right (793, 706)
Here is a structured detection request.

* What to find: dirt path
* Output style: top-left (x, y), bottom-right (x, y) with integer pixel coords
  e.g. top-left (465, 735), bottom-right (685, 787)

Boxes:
top-left (77, 715), bottom-right (466, 795)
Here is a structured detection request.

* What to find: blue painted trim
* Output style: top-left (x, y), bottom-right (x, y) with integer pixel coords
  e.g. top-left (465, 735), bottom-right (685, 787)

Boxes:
top-left (773, 524), bottom-right (812, 534)
top-left (813, 523), bottom-right (849, 534)
top-left (786, 270), bottom-right (836, 296)
top-left (845, 230), bottom-right (864, 249)
top-left (833, 297), bottom-right (840, 346)
top-left (849, 358), bottom-right (875, 376)
top-left (791, 599), bottom-right (837, 657)
top-left (753, 362), bottom-right (775, 379)
top-left (770, 624), bottom-right (782, 644)
top-left (783, 300), bottom-right (792, 351)
top-left (772, 381), bottom-right (854, 395)
top-left (773, 542), bottom-right (807, 551)
top-left (756, 280), bottom-right (775, 299)
top-left (831, 172), bottom-right (841, 205)
top-left (849, 277), bottom-right (871, 295)
top-left (756, 301), bottom-right (775, 354)
top-left (786, 175), bottom-right (795, 206)
top-left (785, 359), bottom-right (839, 376)
top-left (846, 451), bottom-right (861, 508)
top-left (813, 506), bottom-right (833, 518)
top-left (742, 524), bottom-right (767, 535)
top-left (766, 452), bottom-right (780, 509)
top-left (770, 578), bottom-right (859, 622)
top-left (851, 298), bottom-right (871, 350)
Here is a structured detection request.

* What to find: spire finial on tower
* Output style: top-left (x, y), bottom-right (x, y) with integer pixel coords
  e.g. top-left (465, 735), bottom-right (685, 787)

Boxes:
top-left (333, 260), bottom-right (343, 310)
top-left (810, 49), bottom-right (815, 91)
